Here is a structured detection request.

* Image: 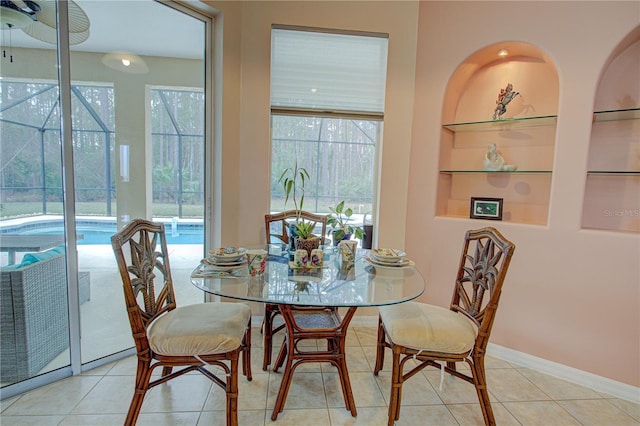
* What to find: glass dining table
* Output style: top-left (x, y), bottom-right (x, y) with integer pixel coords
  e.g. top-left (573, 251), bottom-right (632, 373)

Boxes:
top-left (190, 243), bottom-right (425, 420)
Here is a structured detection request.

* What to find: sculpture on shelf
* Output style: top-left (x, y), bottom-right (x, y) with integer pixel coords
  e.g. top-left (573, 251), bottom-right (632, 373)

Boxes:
top-left (492, 83), bottom-right (520, 120)
top-left (483, 143), bottom-right (517, 171)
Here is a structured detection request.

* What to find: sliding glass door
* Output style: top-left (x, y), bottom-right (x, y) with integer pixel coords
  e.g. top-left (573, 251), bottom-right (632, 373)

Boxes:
top-left (0, 0), bottom-right (211, 395)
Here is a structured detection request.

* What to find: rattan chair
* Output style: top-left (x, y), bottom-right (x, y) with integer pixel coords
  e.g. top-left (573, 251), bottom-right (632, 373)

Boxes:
top-left (262, 210), bottom-right (328, 371)
top-left (111, 219), bottom-right (252, 426)
top-left (374, 227), bottom-right (515, 426)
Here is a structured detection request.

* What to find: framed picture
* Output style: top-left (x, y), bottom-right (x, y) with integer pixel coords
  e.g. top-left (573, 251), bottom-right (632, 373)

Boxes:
top-left (470, 197), bottom-right (503, 220)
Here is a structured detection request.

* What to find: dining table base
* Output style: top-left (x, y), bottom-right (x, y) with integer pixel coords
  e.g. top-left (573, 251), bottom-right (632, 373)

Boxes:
top-left (271, 305), bottom-right (358, 420)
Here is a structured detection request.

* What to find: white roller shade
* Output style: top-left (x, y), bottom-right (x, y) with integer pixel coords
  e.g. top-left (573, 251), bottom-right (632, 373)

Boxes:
top-left (271, 27), bottom-right (388, 114)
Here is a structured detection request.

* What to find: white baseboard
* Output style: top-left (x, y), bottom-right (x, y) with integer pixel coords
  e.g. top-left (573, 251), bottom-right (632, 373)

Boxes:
top-left (487, 343), bottom-right (640, 404)
top-left (253, 314), bottom-right (639, 403)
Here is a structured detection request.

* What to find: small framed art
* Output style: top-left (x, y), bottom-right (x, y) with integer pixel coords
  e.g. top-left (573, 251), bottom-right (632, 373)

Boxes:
top-left (470, 197), bottom-right (503, 220)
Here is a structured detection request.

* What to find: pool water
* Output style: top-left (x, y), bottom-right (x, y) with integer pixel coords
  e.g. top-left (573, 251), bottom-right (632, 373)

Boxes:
top-left (12, 223), bottom-right (203, 245)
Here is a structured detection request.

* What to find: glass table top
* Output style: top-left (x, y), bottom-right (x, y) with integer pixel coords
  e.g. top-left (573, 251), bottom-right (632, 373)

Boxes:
top-left (191, 244), bottom-right (425, 307)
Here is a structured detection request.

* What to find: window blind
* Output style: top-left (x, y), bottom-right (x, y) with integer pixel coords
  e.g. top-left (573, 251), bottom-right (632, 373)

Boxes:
top-left (270, 27), bottom-right (388, 115)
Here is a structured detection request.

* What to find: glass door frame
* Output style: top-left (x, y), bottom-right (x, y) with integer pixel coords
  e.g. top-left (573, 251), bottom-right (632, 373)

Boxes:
top-left (0, 0), bottom-right (215, 400)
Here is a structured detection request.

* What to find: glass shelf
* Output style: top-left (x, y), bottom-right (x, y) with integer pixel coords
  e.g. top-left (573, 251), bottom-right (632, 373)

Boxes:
top-left (592, 108), bottom-right (640, 122)
top-left (440, 170), bottom-right (552, 174)
top-left (587, 171), bottom-right (640, 176)
top-left (442, 115), bottom-right (557, 132)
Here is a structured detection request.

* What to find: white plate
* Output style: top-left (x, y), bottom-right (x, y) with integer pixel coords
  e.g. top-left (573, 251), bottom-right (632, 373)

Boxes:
top-left (202, 258), bottom-right (248, 267)
top-left (366, 257), bottom-right (414, 268)
top-left (207, 247), bottom-right (247, 262)
top-left (370, 248), bottom-right (406, 263)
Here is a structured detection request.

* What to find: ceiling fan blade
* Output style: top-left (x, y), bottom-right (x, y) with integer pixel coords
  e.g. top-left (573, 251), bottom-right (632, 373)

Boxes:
top-left (22, 20), bottom-right (89, 45)
top-left (33, 0), bottom-right (89, 33)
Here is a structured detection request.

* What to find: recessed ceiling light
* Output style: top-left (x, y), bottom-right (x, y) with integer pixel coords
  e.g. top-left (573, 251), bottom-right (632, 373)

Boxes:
top-left (121, 59), bottom-right (131, 67)
top-left (497, 49), bottom-right (509, 57)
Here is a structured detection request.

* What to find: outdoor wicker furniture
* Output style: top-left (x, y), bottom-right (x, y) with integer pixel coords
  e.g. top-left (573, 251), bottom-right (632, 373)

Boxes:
top-left (374, 227), bottom-right (516, 426)
top-left (1, 251), bottom-right (90, 382)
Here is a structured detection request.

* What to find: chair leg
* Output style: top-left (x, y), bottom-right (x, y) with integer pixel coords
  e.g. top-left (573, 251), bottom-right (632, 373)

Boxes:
top-left (271, 344), bottom-right (296, 420)
top-left (125, 359), bottom-right (153, 426)
top-left (373, 316), bottom-right (385, 375)
top-left (262, 308), bottom-right (273, 371)
top-left (387, 349), bottom-right (403, 425)
top-left (226, 354), bottom-right (239, 426)
top-left (272, 339), bottom-right (287, 373)
top-left (470, 354), bottom-right (496, 426)
top-left (243, 319), bottom-right (252, 381)
top-left (335, 352), bottom-right (357, 416)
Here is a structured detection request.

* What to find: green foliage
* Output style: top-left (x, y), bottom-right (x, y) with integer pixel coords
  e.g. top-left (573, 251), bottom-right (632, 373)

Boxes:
top-left (278, 161), bottom-right (310, 223)
top-left (327, 200), bottom-right (364, 241)
top-left (293, 220), bottom-right (316, 240)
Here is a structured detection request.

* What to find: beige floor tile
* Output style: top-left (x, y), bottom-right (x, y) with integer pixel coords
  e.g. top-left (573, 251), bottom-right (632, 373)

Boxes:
top-left (270, 408), bottom-right (331, 425)
top-left (80, 362), bottom-right (115, 376)
top-left (3, 376), bottom-right (102, 416)
top-left (267, 372), bottom-right (328, 410)
top-left (517, 368), bottom-right (603, 400)
top-left (138, 375), bottom-right (213, 413)
top-left (393, 404), bottom-right (459, 425)
top-left (198, 409), bottom-right (267, 426)
top-left (136, 411), bottom-right (201, 425)
top-left (319, 346), bottom-right (371, 373)
top-left (503, 401), bottom-right (582, 425)
top-left (69, 375), bottom-right (139, 415)
top-left (59, 413), bottom-right (127, 425)
top-left (204, 373), bottom-right (269, 411)
top-left (0, 415), bottom-right (65, 425)
top-left (557, 399), bottom-right (640, 425)
top-left (374, 371), bottom-right (443, 406)
top-left (447, 402), bottom-right (520, 425)
top-left (0, 395), bottom-right (20, 413)
top-left (361, 345), bottom-right (385, 372)
top-left (352, 326), bottom-right (378, 346)
top-left (486, 368), bottom-right (551, 402)
top-left (324, 371), bottom-right (386, 408)
top-left (484, 355), bottom-right (513, 369)
top-left (608, 398), bottom-right (640, 422)
top-left (1, 323), bottom-right (635, 426)
top-left (328, 406), bottom-right (390, 425)
top-left (424, 370), bottom-right (490, 404)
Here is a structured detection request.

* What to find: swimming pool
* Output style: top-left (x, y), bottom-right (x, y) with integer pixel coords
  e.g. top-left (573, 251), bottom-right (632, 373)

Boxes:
top-left (1, 218), bottom-right (204, 245)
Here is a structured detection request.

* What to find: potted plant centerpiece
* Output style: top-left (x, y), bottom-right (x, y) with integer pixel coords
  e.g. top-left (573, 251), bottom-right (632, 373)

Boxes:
top-left (278, 162), bottom-right (321, 254)
top-left (327, 200), bottom-right (365, 246)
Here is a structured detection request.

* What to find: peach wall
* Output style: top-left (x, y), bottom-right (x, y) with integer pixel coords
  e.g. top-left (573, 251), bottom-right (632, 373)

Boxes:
top-left (407, 1), bottom-right (639, 387)
top-left (210, 1), bottom-right (419, 253)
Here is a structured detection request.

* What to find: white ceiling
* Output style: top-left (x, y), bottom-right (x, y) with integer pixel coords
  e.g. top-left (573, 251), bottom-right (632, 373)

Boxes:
top-left (4, 0), bottom-right (205, 59)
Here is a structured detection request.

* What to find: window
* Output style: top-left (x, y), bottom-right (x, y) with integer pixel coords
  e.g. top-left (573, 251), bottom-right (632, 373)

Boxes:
top-left (270, 26), bottom-right (388, 219)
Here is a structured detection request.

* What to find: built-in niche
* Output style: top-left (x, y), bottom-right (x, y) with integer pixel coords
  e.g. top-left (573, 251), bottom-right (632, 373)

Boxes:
top-left (582, 27), bottom-right (640, 233)
top-left (436, 42), bottom-right (559, 225)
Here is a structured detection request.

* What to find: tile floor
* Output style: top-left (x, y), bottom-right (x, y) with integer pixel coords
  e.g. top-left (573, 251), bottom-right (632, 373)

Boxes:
top-left (1, 325), bottom-right (639, 426)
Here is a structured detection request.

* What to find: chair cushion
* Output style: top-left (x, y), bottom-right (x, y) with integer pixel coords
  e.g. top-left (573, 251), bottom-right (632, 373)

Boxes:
top-left (148, 302), bottom-right (251, 356)
top-left (379, 302), bottom-right (478, 355)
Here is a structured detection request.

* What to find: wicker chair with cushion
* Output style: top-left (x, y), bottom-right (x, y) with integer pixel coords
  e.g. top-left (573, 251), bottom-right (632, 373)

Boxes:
top-left (374, 227), bottom-right (515, 426)
top-left (111, 219), bottom-right (251, 426)
top-left (262, 210), bottom-right (328, 371)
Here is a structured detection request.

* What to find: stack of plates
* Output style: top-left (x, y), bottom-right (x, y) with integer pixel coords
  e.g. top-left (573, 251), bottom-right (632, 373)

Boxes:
top-left (203, 247), bottom-right (248, 267)
top-left (368, 248), bottom-right (414, 267)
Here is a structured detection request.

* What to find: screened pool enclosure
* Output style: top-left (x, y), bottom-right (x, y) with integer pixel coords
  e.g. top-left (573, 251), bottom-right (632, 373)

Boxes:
top-left (0, 80), bottom-right (205, 219)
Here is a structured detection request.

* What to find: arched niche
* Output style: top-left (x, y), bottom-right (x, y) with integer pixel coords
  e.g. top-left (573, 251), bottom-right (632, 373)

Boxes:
top-left (436, 41), bottom-right (559, 225)
top-left (582, 26), bottom-right (640, 233)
